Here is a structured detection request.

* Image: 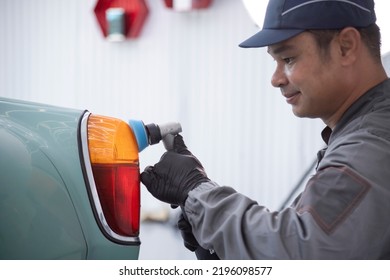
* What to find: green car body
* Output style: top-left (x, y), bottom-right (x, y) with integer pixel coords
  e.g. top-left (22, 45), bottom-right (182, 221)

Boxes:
top-left (0, 97), bottom-right (140, 259)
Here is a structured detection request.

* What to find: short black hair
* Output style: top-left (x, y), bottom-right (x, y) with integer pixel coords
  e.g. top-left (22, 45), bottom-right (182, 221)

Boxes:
top-left (307, 24), bottom-right (382, 62)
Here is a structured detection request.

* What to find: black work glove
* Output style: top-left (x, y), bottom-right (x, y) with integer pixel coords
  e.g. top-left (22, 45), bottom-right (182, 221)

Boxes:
top-left (178, 212), bottom-right (220, 259)
top-left (140, 134), bottom-right (210, 206)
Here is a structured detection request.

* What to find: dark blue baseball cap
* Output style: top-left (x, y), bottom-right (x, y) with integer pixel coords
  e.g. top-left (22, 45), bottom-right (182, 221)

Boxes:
top-left (239, 0), bottom-right (376, 48)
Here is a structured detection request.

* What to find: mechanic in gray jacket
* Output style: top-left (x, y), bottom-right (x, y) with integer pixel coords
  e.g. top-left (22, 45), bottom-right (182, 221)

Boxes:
top-left (141, 0), bottom-right (390, 259)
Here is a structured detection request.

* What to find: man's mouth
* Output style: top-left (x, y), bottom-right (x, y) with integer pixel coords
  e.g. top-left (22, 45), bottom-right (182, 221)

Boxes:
top-left (283, 91), bottom-right (301, 104)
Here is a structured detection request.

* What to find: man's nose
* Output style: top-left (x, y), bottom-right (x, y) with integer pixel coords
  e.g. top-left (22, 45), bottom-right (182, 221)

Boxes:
top-left (271, 65), bottom-right (288, 88)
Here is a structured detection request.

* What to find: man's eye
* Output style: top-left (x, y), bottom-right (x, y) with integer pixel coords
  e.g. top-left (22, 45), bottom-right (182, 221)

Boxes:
top-left (283, 57), bottom-right (294, 64)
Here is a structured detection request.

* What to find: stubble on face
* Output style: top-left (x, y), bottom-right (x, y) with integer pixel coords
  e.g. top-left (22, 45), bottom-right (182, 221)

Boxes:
top-left (268, 32), bottom-right (346, 126)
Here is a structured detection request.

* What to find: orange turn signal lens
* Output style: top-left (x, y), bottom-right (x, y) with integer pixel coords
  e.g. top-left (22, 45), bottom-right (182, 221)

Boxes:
top-left (87, 114), bottom-right (139, 164)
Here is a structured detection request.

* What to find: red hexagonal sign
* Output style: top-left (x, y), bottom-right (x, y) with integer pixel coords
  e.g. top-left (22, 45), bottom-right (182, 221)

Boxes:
top-left (94, 0), bottom-right (149, 39)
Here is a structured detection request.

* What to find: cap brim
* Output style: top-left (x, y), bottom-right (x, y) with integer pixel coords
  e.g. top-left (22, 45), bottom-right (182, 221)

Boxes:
top-left (239, 29), bottom-right (305, 48)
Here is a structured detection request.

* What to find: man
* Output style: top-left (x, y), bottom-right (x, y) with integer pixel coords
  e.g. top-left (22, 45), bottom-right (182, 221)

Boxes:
top-left (141, 0), bottom-right (390, 259)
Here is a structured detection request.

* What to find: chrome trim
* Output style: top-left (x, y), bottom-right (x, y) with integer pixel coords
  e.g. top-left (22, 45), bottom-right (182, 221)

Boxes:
top-left (80, 111), bottom-right (140, 244)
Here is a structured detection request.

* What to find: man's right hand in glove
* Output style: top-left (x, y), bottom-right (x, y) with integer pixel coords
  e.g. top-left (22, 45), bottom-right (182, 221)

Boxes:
top-left (140, 135), bottom-right (210, 207)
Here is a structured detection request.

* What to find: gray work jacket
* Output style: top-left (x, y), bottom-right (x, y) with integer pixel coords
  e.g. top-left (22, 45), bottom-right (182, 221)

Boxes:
top-left (184, 78), bottom-right (390, 259)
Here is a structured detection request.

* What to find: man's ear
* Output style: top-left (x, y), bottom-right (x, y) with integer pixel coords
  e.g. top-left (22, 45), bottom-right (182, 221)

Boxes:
top-left (337, 27), bottom-right (361, 65)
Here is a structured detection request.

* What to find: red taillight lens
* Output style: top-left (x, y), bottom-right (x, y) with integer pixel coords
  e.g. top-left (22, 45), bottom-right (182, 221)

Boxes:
top-left (91, 164), bottom-right (139, 236)
top-left (86, 114), bottom-right (140, 238)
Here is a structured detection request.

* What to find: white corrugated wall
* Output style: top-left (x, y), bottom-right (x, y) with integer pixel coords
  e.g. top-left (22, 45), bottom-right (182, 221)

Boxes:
top-left (0, 0), bottom-right (325, 212)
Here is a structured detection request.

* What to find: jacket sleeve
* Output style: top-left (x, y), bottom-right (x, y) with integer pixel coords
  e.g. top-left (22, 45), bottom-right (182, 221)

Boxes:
top-left (184, 127), bottom-right (390, 259)
top-left (183, 167), bottom-right (373, 260)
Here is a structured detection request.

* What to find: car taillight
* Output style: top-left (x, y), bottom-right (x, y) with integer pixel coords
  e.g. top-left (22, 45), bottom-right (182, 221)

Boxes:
top-left (79, 112), bottom-right (140, 243)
